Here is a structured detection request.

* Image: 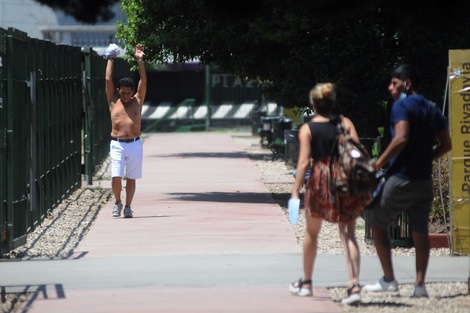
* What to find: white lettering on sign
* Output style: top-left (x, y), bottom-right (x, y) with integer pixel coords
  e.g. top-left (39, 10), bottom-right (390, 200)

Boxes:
top-left (459, 63), bottom-right (470, 193)
top-left (211, 74), bottom-right (258, 89)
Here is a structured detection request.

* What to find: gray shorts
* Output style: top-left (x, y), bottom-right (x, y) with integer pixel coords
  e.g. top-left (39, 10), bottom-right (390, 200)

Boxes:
top-left (369, 175), bottom-right (433, 234)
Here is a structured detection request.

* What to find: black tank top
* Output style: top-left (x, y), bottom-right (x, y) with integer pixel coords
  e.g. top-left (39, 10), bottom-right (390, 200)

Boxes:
top-left (307, 120), bottom-right (339, 160)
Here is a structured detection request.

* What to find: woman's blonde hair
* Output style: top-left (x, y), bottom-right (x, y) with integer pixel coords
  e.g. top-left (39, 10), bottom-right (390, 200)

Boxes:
top-left (309, 82), bottom-right (336, 115)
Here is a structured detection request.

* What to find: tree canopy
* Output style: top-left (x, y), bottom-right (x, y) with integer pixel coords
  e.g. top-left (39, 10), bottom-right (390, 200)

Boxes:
top-left (114, 0), bottom-right (470, 136)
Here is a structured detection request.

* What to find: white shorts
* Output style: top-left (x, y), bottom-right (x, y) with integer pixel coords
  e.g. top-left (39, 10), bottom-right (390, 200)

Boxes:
top-left (110, 139), bottom-right (143, 179)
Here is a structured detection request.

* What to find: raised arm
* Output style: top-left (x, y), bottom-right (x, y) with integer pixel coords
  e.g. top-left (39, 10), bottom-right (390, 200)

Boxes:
top-left (105, 58), bottom-right (117, 104)
top-left (134, 44), bottom-right (147, 106)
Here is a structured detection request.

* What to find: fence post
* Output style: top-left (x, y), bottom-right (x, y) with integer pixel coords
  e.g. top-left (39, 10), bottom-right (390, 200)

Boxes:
top-left (29, 71), bottom-right (37, 215)
top-left (0, 28), bottom-right (7, 256)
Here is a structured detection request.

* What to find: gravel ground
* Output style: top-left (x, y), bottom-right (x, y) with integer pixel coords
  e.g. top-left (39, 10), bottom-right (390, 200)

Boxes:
top-left (1, 132), bottom-right (468, 313)
top-left (233, 134), bottom-right (469, 313)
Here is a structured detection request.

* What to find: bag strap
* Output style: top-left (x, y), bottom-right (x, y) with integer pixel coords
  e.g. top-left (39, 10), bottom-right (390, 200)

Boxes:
top-left (330, 115), bottom-right (347, 155)
top-left (328, 115), bottom-right (346, 202)
top-left (335, 115), bottom-right (347, 137)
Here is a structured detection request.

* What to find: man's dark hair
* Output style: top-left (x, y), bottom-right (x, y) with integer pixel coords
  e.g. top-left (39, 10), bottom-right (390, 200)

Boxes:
top-left (118, 77), bottom-right (134, 89)
top-left (390, 64), bottom-right (420, 87)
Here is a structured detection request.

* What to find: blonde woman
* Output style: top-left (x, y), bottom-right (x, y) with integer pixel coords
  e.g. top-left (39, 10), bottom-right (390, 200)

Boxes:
top-left (289, 83), bottom-right (363, 305)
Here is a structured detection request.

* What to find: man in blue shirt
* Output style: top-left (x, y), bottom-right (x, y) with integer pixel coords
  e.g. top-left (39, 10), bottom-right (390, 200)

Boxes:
top-left (364, 64), bottom-right (452, 297)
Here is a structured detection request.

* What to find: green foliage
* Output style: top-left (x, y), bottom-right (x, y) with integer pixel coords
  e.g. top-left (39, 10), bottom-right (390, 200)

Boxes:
top-left (116, 0), bottom-right (470, 137)
top-left (268, 138), bottom-right (285, 149)
top-left (371, 142), bottom-right (379, 160)
top-left (431, 156), bottom-right (451, 222)
top-left (268, 138), bottom-right (285, 159)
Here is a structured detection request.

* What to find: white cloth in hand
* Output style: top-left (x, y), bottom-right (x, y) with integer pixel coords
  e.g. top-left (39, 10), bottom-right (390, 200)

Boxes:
top-left (103, 43), bottom-right (120, 59)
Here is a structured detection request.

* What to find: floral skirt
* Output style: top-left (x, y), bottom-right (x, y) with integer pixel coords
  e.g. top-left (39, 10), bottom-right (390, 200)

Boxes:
top-left (304, 158), bottom-right (369, 223)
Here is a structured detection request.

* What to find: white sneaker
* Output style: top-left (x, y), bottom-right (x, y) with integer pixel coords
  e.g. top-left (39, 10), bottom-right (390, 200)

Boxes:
top-left (363, 277), bottom-right (398, 292)
top-left (289, 279), bottom-right (313, 297)
top-left (412, 285), bottom-right (428, 297)
top-left (112, 202), bottom-right (122, 217)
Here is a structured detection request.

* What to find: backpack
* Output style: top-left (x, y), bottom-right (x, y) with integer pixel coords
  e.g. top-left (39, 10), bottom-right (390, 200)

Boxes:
top-left (329, 118), bottom-right (378, 201)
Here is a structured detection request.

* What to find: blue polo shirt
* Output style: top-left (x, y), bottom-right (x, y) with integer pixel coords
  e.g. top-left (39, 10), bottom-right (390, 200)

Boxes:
top-left (388, 94), bottom-right (447, 180)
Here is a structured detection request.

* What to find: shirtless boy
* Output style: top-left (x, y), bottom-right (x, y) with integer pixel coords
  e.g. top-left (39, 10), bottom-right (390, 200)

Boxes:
top-left (105, 44), bottom-right (147, 218)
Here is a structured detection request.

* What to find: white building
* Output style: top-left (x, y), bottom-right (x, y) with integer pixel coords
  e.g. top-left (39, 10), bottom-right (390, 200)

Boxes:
top-left (0, 0), bottom-right (57, 39)
top-left (0, 0), bottom-right (125, 54)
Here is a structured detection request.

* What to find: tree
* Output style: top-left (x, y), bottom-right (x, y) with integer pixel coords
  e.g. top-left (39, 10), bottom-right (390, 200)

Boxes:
top-left (35, 0), bottom-right (119, 23)
top-left (117, 0), bottom-right (470, 136)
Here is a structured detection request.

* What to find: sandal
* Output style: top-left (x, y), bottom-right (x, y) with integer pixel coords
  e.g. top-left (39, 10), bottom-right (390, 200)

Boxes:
top-left (289, 278), bottom-right (313, 297)
top-left (341, 283), bottom-right (361, 305)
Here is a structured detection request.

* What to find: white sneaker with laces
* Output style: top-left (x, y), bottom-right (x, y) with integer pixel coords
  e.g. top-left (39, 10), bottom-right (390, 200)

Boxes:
top-left (412, 285), bottom-right (428, 297)
top-left (112, 202), bottom-right (122, 217)
top-left (363, 277), bottom-right (398, 292)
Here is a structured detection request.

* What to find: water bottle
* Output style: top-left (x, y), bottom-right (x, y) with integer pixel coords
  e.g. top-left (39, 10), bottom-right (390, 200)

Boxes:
top-left (372, 170), bottom-right (386, 199)
top-left (288, 198), bottom-right (300, 224)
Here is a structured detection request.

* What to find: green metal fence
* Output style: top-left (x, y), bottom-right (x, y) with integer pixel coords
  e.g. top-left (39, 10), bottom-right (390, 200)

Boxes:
top-left (2, 28), bottom-right (33, 252)
top-left (82, 48), bottom-right (130, 184)
top-left (30, 37), bottom-right (83, 228)
top-left (0, 28), bottom-right (130, 256)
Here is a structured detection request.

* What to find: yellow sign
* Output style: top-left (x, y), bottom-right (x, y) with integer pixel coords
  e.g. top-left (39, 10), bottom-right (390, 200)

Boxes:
top-left (448, 50), bottom-right (470, 254)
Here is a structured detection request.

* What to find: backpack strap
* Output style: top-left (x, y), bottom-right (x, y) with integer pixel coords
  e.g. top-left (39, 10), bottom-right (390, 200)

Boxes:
top-left (328, 116), bottom-right (346, 203)
top-left (334, 115), bottom-right (347, 137)
top-left (332, 117), bottom-right (346, 153)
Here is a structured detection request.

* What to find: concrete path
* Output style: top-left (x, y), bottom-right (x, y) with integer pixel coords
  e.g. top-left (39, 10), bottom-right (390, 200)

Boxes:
top-left (1, 132), bottom-right (468, 313)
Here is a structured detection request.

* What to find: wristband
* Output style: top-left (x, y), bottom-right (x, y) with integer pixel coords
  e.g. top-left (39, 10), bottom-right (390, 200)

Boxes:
top-left (137, 59), bottom-right (143, 63)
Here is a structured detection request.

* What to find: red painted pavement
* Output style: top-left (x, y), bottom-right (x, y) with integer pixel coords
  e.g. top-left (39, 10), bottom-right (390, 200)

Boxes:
top-left (25, 132), bottom-right (341, 313)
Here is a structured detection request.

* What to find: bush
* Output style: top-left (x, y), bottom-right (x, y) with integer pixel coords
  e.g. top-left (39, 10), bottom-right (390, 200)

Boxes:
top-left (432, 154), bottom-right (450, 222)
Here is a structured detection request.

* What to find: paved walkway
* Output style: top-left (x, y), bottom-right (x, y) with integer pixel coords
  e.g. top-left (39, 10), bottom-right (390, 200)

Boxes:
top-left (1, 132), bottom-right (468, 313)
